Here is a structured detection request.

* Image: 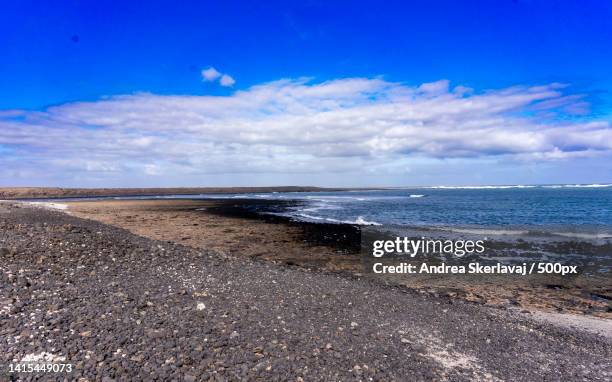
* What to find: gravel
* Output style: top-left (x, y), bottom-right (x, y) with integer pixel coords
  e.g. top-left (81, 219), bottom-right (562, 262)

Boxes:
top-left (1, 203), bottom-right (611, 381)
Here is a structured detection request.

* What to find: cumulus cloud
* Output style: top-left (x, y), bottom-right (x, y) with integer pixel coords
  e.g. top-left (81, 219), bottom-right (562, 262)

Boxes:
top-left (0, 77), bottom-right (611, 185)
top-left (201, 67), bottom-right (235, 86)
top-left (201, 67), bottom-right (221, 81)
top-left (219, 74), bottom-right (235, 87)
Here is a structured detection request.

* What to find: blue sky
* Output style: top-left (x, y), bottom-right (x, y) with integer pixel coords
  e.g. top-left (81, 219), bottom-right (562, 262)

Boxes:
top-left (1, 1), bottom-right (612, 187)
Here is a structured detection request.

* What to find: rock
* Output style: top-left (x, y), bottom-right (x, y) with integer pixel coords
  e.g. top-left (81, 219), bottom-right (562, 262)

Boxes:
top-left (80, 330), bottom-right (92, 337)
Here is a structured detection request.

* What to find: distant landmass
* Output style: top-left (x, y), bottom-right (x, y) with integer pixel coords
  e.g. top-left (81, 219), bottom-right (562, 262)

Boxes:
top-left (0, 186), bottom-right (352, 200)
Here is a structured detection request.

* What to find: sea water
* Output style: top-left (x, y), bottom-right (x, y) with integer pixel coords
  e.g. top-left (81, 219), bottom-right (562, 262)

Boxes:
top-left (242, 184), bottom-right (612, 239)
top-left (86, 183), bottom-right (612, 240)
top-left (199, 184), bottom-right (612, 274)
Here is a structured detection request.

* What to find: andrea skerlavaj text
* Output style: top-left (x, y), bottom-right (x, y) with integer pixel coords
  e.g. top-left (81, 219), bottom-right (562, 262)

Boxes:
top-left (359, 225), bottom-right (606, 293)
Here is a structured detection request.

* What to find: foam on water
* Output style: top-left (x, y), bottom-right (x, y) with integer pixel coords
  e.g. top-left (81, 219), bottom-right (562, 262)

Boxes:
top-left (296, 213), bottom-right (381, 226)
top-left (423, 183), bottom-right (612, 190)
top-left (426, 185), bottom-right (537, 189)
top-left (551, 231), bottom-right (612, 240)
top-left (437, 227), bottom-right (531, 236)
top-left (24, 202), bottom-right (69, 210)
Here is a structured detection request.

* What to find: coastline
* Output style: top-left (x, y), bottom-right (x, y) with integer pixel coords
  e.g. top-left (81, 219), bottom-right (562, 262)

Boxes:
top-left (1, 201), bottom-right (611, 380)
top-left (0, 186), bottom-right (363, 200)
top-left (62, 198), bottom-right (611, 318)
top-left (65, 199), bottom-right (362, 272)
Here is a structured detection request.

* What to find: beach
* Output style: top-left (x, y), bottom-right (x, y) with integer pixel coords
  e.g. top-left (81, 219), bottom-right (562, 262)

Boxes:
top-left (1, 200), bottom-right (611, 381)
top-left (64, 198), bottom-right (612, 318)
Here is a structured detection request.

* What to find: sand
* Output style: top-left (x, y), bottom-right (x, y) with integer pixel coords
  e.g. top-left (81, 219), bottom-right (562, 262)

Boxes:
top-left (65, 199), bottom-right (361, 272)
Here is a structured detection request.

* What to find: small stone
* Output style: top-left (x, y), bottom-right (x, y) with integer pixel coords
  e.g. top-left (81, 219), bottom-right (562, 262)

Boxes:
top-left (80, 330), bottom-right (92, 337)
top-left (196, 302), bottom-right (205, 311)
top-left (230, 331), bottom-right (239, 338)
top-left (400, 338), bottom-right (410, 344)
top-left (184, 375), bottom-right (197, 382)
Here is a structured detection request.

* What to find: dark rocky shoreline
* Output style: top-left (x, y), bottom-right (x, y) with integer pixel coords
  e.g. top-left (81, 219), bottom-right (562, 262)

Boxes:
top-left (201, 199), bottom-right (362, 255)
top-left (1, 202), bottom-right (611, 381)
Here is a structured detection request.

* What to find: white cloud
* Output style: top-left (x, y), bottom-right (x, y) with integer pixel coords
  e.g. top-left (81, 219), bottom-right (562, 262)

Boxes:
top-left (219, 74), bottom-right (235, 87)
top-left (144, 164), bottom-right (162, 175)
top-left (0, 77), bottom-right (611, 186)
top-left (201, 67), bottom-right (221, 81)
top-left (418, 79), bottom-right (450, 95)
top-left (202, 67), bottom-right (235, 86)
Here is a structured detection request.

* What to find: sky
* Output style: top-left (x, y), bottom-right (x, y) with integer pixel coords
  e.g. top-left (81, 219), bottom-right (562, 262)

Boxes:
top-left (1, 0), bottom-right (612, 187)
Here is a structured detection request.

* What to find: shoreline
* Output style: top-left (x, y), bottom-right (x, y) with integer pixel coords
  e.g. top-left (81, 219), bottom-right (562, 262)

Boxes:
top-left (65, 198), bottom-right (363, 272)
top-left (58, 198), bottom-right (612, 318)
top-left (1, 201), bottom-right (611, 380)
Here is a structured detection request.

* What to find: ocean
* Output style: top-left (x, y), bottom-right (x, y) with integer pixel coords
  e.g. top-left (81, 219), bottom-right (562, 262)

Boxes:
top-left (186, 184), bottom-right (612, 275)
top-left (193, 184), bottom-right (612, 239)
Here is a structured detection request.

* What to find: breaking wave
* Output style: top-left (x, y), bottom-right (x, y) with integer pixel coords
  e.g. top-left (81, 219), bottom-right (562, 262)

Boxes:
top-left (426, 184), bottom-right (611, 189)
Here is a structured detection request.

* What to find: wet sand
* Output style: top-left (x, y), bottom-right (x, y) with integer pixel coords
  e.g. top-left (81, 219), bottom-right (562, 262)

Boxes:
top-left (66, 199), bottom-right (361, 272)
top-left (65, 199), bottom-right (611, 318)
